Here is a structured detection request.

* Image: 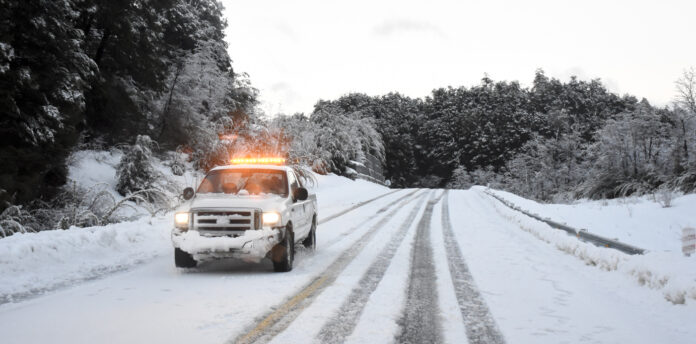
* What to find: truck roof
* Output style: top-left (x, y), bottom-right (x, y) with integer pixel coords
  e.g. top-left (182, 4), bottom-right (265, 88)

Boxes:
top-left (210, 164), bottom-right (292, 172)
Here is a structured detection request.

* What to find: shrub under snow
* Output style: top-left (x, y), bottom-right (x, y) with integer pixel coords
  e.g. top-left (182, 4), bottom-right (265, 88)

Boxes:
top-left (116, 135), bottom-right (159, 197)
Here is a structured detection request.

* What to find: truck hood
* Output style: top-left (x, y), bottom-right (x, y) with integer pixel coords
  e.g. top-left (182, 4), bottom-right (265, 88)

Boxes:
top-left (187, 194), bottom-right (288, 212)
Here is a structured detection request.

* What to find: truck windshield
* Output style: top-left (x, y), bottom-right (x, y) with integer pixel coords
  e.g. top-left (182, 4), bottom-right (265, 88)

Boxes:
top-left (197, 169), bottom-right (288, 197)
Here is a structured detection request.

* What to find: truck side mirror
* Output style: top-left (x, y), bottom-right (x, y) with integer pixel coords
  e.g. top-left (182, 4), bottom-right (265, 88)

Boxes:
top-left (293, 187), bottom-right (308, 201)
top-left (182, 187), bottom-right (195, 200)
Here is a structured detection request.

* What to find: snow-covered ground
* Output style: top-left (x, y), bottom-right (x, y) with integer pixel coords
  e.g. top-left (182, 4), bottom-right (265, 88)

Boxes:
top-left (1, 153), bottom-right (695, 344)
top-left (486, 187), bottom-right (696, 253)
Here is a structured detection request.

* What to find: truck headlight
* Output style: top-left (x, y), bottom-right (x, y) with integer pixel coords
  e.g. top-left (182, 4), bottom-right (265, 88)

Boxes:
top-left (262, 212), bottom-right (281, 226)
top-left (175, 212), bottom-right (189, 230)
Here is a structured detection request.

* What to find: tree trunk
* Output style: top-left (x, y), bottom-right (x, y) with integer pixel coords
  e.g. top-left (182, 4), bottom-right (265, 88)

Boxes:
top-left (94, 28), bottom-right (111, 67)
top-left (682, 119), bottom-right (689, 162)
top-left (158, 62), bottom-right (184, 142)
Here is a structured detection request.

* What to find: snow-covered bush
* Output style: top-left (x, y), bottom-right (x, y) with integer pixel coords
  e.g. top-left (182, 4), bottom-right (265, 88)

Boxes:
top-left (0, 205), bottom-right (35, 238)
top-left (0, 200), bottom-right (63, 237)
top-left (446, 165), bottom-right (505, 190)
top-left (656, 187), bottom-right (675, 208)
top-left (53, 182), bottom-right (171, 229)
top-left (116, 135), bottom-right (159, 197)
top-left (55, 182), bottom-right (112, 229)
top-left (446, 166), bottom-right (473, 189)
top-left (168, 150), bottom-right (186, 176)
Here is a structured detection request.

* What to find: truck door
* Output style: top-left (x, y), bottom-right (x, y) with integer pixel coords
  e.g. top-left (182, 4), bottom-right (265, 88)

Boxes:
top-left (295, 172), bottom-right (311, 232)
top-left (287, 171), bottom-right (308, 239)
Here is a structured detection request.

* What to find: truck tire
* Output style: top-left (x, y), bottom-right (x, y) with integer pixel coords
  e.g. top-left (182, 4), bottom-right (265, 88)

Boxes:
top-left (272, 229), bottom-right (294, 272)
top-left (174, 248), bottom-right (197, 268)
top-left (302, 217), bottom-right (316, 250)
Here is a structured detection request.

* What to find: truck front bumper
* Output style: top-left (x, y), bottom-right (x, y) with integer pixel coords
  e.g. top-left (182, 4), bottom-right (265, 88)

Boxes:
top-left (172, 227), bottom-right (284, 263)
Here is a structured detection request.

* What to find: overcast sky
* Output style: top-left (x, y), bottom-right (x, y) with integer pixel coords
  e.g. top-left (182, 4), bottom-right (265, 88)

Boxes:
top-left (221, 0), bottom-right (696, 116)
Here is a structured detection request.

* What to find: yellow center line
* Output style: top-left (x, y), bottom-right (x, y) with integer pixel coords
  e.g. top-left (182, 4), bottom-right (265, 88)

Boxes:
top-left (235, 275), bottom-right (330, 344)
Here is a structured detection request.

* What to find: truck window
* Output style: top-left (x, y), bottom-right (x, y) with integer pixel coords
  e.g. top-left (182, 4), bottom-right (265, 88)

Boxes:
top-left (287, 170), bottom-right (299, 190)
top-left (197, 169), bottom-right (288, 196)
top-left (295, 172), bottom-right (304, 188)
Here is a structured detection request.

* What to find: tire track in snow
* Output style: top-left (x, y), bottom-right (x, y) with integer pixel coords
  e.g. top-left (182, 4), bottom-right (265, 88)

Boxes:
top-left (441, 190), bottom-right (506, 344)
top-left (320, 189), bottom-right (421, 250)
top-left (318, 189), bottom-right (403, 224)
top-left (230, 191), bottom-right (428, 344)
top-left (395, 190), bottom-right (446, 344)
top-left (315, 191), bottom-right (432, 344)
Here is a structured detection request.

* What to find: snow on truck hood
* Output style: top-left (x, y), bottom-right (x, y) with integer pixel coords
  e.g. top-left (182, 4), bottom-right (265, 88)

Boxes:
top-left (187, 194), bottom-right (288, 212)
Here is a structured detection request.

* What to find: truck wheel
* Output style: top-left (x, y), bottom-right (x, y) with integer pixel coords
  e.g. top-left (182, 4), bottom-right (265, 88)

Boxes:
top-left (302, 218), bottom-right (316, 250)
top-left (175, 248), bottom-right (197, 268)
top-left (272, 230), bottom-right (294, 272)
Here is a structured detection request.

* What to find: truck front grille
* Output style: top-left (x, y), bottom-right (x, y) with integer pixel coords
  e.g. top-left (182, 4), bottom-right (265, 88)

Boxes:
top-left (192, 209), bottom-right (260, 236)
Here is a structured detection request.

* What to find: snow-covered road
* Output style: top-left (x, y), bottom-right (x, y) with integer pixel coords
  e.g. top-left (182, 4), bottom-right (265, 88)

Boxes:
top-left (1, 189), bottom-right (695, 344)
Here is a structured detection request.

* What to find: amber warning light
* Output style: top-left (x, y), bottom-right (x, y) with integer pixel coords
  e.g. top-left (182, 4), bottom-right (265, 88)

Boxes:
top-left (230, 157), bottom-right (286, 165)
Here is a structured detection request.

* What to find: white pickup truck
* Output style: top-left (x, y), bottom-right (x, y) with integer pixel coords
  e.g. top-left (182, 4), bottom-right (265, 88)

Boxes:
top-left (171, 162), bottom-right (317, 272)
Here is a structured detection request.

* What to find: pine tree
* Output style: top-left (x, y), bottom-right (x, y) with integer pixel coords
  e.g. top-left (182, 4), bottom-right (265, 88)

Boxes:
top-left (116, 135), bottom-right (159, 196)
top-left (0, 0), bottom-right (96, 207)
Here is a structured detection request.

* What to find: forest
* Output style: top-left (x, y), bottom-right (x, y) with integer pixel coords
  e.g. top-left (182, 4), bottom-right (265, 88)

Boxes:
top-left (309, 71), bottom-right (696, 202)
top-left (2, 0), bottom-right (695, 232)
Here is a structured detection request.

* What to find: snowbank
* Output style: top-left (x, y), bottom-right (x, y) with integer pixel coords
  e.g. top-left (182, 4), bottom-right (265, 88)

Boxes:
top-left (0, 216), bottom-right (171, 303)
top-left (477, 187), bottom-right (696, 304)
top-left (486, 187), bottom-right (696, 253)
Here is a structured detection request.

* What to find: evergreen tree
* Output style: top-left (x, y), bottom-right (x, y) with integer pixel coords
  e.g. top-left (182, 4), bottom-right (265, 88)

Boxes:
top-left (116, 135), bottom-right (158, 196)
top-left (0, 0), bottom-right (96, 206)
top-left (0, 0), bottom-right (255, 209)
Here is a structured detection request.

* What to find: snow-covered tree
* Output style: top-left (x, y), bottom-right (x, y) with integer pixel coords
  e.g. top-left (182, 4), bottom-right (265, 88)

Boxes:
top-left (577, 101), bottom-right (672, 198)
top-left (0, 0), bottom-right (97, 207)
top-left (116, 135), bottom-right (159, 197)
top-left (310, 102), bottom-right (385, 175)
top-left (270, 114), bottom-right (329, 173)
top-left (155, 40), bottom-right (236, 147)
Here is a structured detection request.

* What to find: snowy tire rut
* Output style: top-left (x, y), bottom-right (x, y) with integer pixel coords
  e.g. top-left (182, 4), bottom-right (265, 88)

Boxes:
top-left (440, 191), bottom-right (505, 344)
top-left (314, 192), bottom-right (430, 344)
top-left (394, 191), bottom-right (445, 344)
top-left (236, 189), bottom-right (505, 344)
top-left (231, 190), bottom-right (427, 344)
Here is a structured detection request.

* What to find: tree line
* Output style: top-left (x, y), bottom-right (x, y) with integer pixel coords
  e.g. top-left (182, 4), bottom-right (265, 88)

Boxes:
top-left (0, 0), bottom-right (258, 208)
top-left (295, 70), bottom-right (696, 201)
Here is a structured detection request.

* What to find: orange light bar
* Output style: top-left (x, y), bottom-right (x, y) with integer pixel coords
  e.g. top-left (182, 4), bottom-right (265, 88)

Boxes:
top-left (230, 157), bottom-right (286, 165)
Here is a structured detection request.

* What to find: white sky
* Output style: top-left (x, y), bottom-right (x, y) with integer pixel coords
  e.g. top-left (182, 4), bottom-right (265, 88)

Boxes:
top-left (221, 0), bottom-right (696, 116)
